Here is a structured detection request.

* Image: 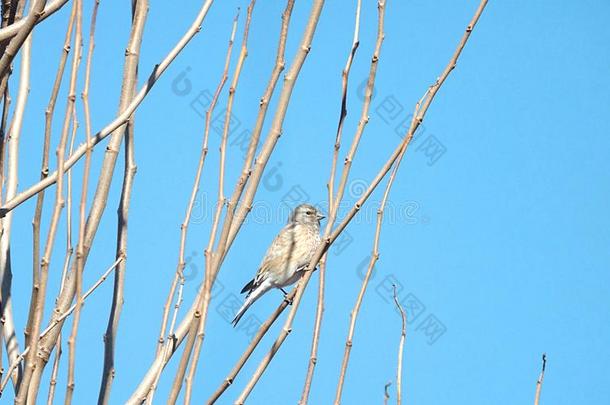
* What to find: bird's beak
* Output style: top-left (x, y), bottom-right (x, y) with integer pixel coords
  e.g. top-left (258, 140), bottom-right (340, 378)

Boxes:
top-left (317, 214), bottom-right (326, 221)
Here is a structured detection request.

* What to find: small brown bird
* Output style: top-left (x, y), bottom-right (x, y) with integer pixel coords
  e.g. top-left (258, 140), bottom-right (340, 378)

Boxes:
top-left (232, 203), bottom-right (324, 326)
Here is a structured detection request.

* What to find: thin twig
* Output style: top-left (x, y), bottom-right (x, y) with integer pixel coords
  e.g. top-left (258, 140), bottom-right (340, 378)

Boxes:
top-left (534, 353), bottom-right (547, 405)
top-left (0, 257), bottom-right (122, 397)
top-left (300, 2), bottom-right (362, 402)
top-left (62, 1), bottom-right (83, 402)
top-left (217, 0), bottom-right (323, 265)
top-left (0, 0), bottom-right (39, 392)
top-left (165, 8), bottom-right (242, 404)
top-left (206, 298), bottom-right (290, 404)
top-left (213, 0), bottom-right (295, 271)
top-left (45, 336), bottom-right (62, 405)
top-left (392, 285), bottom-right (407, 405)
top-left (383, 381), bottom-right (391, 405)
top-left (8, 0), bottom-right (50, 401)
top-left (27, 5), bottom-right (75, 394)
top-left (64, 90), bottom-right (81, 405)
top-left (0, 0), bottom-right (68, 42)
top-left (156, 6), bottom-right (238, 363)
top-left (182, 4), bottom-right (255, 404)
top-left (236, 0), bottom-right (489, 401)
top-left (328, 0), bottom-right (361, 211)
top-left (0, 0), bottom-right (46, 82)
top-left (0, 0), bottom-right (216, 216)
top-left (126, 0), bottom-right (307, 401)
top-left (97, 2), bottom-right (146, 404)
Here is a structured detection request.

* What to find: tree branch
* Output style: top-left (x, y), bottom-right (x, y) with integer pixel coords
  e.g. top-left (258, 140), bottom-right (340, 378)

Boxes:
top-left (392, 284), bottom-right (407, 405)
top-left (0, 0), bottom-right (67, 43)
top-left (301, 1), bottom-right (362, 402)
top-left (534, 353), bottom-right (547, 405)
top-left (236, 0), bottom-right (489, 401)
top-left (0, 0), bottom-right (216, 217)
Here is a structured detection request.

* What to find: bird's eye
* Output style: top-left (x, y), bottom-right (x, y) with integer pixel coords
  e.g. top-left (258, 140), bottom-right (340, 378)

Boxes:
top-left (306, 210), bottom-right (313, 215)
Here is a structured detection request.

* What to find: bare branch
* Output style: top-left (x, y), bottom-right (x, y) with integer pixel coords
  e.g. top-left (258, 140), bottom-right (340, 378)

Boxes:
top-left (126, 0), bottom-right (312, 400)
top-left (0, 0), bottom-right (40, 391)
top-left (98, 1), bottom-right (147, 403)
top-left (0, 257), bottom-right (122, 397)
top-left (328, 0), bottom-right (361, 211)
top-left (392, 285), bottom-right (407, 405)
top-left (64, 92), bottom-right (81, 405)
top-left (182, 5), bottom-right (254, 403)
top-left (534, 353), bottom-right (547, 405)
top-left (27, 7), bottom-right (76, 389)
top-left (213, 0), bottom-right (294, 271)
top-left (3, 0), bottom-right (44, 399)
top-left (219, 0), bottom-right (324, 261)
top-left (156, 5), bottom-right (238, 362)
top-left (45, 337), bottom-right (62, 405)
top-left (0, 0), bottom-right (68, 42)
top-left (383, 381), bottom-right (391, 405)
top-left (206, 297), bottom-right (290, 404)
top-left (16, 0), bottom-right (81, 391)
top-left (0, 0), bottom-right (46, 82)
top-left (0, 0), bottom-right (216, 216)
top-left (236, 0), bottom-right (489, 400)
top-left (301, 1), bottom-right (362, 402)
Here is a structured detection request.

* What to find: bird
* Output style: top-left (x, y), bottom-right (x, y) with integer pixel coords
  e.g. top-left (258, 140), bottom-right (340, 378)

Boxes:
top-left (232, 203), bottom-right (325, 326)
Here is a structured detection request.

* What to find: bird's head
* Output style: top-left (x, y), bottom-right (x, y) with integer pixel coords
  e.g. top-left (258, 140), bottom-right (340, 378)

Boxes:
top-left (290, 203), bottom-right (325, 226)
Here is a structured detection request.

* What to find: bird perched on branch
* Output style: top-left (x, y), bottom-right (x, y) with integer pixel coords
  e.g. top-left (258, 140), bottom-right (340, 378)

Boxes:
top-left (232, 203), bottom-right (325, 326)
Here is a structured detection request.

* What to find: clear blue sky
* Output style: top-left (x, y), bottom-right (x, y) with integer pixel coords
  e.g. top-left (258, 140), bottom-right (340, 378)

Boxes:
top-left (7, 0), bottom-right (610, 404)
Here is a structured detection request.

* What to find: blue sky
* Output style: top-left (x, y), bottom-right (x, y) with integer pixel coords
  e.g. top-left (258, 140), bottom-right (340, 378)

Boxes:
top-left (6, 0), bottom-right (610, 404)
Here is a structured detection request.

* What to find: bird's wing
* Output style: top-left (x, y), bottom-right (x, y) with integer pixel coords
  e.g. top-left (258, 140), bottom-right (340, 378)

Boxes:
top-left (254, 223), bottom-right (297, 281)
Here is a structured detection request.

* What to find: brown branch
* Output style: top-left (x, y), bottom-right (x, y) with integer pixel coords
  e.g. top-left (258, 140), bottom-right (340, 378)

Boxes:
top-left (0, 0), bottom-right (216, 216)
top-left (72, 16), bottom-right (101, 401)
top-left (534, 353), bottom-right (547, 405)
top-left (301, 2), bottom-right (362, 402)
top-left (156, 7), bottom-right (238, 363)
top-left (218, 0), bottom-right (324, 263)
top-left (53, 0), bottom-right (93, 399)
top-left (27, 3), bottom-right (75, 389)
top-left (336, 46), bottom-right (420, 403)
top-left (328, 0), bottom-right (361, 211)
top-left (236, 0), bottom-right (489, 401)
top-left (97, 2), bottom-right (145, 404)
top-left (64, 92), bottom-right (81, 405)
top-left (335, 141), bottom-right (400, 405)
top-left (0, 0), bottom-right (45, 81)
top-left (206, 298), bottom-right (290, 404)
top-left (24, 0), bottom-right (147, 398)
top-left (163, 310), bottom-right (198, 404)
top-left (128, 0), bottom-right (313, 400)
top-left (212, 0), bottom-right (294, 272)
top-left (0, 0), bottom-right (38, 392)
top-left (164, 8), bottom-right (241, 404)
top-left (63, 2), bottom-right (83, 402)
top-left (179, 12), bottom-right (327, 400)
top-left (45, 336), bottom-right (62, 405)
top-left (392, 284), bottom-right (407, 405)
top-left (15, 0), bottom-right (80, 401)
top-left (0, 0), bottom-right (36, 396)
top-left (0, 0), bottom-right (68, 42)
top-left (182, 5), bottom-right (255, 404)
top-left (0, 257), bottom-right (122, 397)
top-left (383, 381), bottom-right (391, 405)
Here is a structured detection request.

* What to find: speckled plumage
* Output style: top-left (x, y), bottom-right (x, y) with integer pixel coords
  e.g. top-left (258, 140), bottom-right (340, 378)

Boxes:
top-left (232, 204), bottom-right (324, 326)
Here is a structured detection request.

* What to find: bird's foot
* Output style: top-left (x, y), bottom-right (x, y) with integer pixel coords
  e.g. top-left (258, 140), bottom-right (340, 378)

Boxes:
top-left (281, 289), bottom-right (293, 305)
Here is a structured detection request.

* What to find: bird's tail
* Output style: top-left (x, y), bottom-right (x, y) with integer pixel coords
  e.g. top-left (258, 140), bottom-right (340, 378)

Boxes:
top-left (231, 278), bottom-right (271, 327)
top-left (231, 298), bottom-right (254, 327)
